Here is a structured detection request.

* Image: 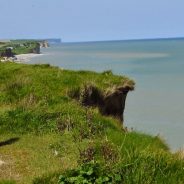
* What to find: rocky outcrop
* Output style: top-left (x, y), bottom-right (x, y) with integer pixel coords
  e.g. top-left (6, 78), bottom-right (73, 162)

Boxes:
top-left (39, 41), bottom-right (49, 48)
top-left (77, 81), bottom-right (134, 124)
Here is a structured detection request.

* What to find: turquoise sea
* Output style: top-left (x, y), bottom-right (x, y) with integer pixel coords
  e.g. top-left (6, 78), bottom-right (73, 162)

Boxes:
top-left (29, 39), bottom-right (184, 151)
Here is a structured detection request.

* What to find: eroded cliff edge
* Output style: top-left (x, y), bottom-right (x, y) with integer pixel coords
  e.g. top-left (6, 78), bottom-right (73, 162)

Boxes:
top-left (69, 73), bottom-right (135, 124)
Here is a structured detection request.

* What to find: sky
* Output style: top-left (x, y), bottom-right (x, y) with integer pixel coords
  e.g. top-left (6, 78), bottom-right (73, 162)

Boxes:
top-left (0, 0), bottom-right (184, 42)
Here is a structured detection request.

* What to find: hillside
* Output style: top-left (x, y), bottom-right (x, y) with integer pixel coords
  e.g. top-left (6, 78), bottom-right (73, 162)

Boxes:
top-left (0, 62), bottom-right (184, 184)
top-left (0, 40), bottom-right (40, 59)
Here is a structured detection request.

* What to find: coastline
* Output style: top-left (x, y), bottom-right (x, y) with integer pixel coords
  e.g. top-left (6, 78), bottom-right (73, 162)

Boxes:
top-left (15, 53), bottom-right (43, 63)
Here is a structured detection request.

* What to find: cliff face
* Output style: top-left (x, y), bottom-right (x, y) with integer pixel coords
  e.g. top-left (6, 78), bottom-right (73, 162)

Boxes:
top-left (32, 43), bottom-right (40, 54)
top-left (100, 84), bottom-right (134, 122)
top-left (39, 41), bottom-right (49, 48)
top-left (76, 81), bottom-right (135, 124)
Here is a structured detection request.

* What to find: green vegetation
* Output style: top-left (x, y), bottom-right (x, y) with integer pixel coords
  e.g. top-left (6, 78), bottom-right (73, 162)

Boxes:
top-left (11, 40), bottom-right (40, 55)
top-left (0, 62), bottom-right (184, 184)
top-left (0, 40), bottom-right (40, 57)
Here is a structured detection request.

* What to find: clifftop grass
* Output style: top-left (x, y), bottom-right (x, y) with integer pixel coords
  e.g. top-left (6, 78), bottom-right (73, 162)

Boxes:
top-left (0, 40), bottom-right (40, 57)
top-left (0, 62), bottom-right (184, 184)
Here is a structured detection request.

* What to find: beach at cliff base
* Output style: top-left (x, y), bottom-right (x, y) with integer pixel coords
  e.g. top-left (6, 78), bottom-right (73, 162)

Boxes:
top-left (15, 53), bottom-right (44, 63)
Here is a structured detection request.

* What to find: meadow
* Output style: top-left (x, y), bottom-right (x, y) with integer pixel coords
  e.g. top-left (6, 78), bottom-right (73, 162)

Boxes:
top-left (0, 62), bottom-right (184, 184)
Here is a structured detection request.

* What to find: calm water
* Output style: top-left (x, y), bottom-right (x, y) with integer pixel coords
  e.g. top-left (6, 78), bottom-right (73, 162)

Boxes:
top-left (29, 39), bottom-right (184, 151)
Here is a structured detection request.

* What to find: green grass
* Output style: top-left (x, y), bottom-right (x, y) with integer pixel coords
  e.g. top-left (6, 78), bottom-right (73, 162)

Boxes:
top-left (0, 40), bottom-right (40, 56)
top-left (12, 41), bottom-right (40, 55)
top-left (0, 62), bottom-right (184, 183)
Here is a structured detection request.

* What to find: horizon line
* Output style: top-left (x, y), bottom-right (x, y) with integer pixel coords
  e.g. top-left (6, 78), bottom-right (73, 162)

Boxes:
top-left (1, 36), bottom-right (184, 43)
top-left (62, 36), bottom-right (184, 44)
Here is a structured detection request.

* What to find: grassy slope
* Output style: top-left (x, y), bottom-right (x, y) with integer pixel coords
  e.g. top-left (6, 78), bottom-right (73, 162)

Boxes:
top-left (0, 40), bottom-right (39, 56)
top-left (11, 40), bottom-right (40, 55)
top-left (0, 62), bottom-right (183, 184)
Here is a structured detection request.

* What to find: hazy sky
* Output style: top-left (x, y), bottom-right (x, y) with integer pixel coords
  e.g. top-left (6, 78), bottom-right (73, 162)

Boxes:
top-left (0, 0), bottom-right (184, 42)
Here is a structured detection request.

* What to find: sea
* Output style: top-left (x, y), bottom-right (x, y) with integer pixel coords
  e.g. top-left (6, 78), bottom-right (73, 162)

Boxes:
top-left (28, 38), bottom-right (184, 151)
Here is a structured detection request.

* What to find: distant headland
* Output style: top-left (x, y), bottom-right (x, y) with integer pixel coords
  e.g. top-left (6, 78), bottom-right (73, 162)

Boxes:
top-left (45, 38), bottom-right (62, 44)
top-left (0, 38), bottom-right (61, 62)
